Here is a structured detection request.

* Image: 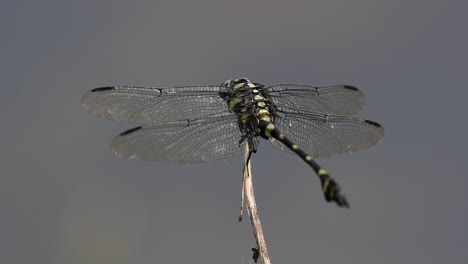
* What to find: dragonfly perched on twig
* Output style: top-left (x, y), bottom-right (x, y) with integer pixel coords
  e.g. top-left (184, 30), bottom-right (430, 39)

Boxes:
top-left (81, 78), bottom-right (384, 207)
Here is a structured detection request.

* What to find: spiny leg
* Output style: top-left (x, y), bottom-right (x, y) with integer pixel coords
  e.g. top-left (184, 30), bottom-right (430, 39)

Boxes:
top-left (259, 120), bottom-right (349, 208)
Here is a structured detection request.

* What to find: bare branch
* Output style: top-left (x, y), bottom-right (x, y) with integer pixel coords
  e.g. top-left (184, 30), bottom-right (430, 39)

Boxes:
top-left (243, 145), bottom-right (271, 264)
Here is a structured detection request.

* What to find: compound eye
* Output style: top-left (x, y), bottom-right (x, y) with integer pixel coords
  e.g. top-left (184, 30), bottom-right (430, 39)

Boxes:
top-left (235, 78), bottom-right (250, 84)
top-left (221, 79), bottom-right (234, 87)
top-left (221, 77), bottom-right (251, 88)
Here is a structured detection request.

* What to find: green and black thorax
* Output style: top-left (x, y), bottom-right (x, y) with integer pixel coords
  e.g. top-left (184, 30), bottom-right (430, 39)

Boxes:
top-left (221, 78), bottom-right (278, 150)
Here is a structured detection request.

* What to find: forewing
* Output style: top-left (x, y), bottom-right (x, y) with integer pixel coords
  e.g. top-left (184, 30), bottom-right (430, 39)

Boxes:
top-left (81, 86), bottom-right (231, 125)
top-left (267, 84), bottom-right (365, 115)
top-left (270, 110), bottom-right (384, 158)
top-left (111, 116), bottom-right (245, 163)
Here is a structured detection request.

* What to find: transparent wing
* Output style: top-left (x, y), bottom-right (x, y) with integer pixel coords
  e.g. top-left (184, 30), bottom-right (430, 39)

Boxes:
top-left (270, 109), bottom-right (384, 158)
top-left (267, 84), bottom-right (365, 116)
top-left (111, 115), bottom-right (245, 163)
top-left (81, 86), bottom-right (232, 125)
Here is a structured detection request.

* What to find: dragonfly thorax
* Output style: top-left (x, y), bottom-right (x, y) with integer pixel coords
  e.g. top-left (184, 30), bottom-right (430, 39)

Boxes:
top-left (221, 78), bottom-right (277, 148)
top-left (223, 78), bottom-right (274, 120)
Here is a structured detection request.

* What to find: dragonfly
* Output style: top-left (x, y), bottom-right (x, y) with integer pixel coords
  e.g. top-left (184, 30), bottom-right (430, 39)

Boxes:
top-left (81, 78), bottom-right (384, 207)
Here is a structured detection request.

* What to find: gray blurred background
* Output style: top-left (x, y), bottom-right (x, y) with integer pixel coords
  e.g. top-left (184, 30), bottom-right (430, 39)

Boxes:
top-left (1, 0), bottom-right (467, 263)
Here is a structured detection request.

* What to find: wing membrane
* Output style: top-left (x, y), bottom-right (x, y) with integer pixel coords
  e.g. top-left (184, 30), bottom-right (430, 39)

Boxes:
top-left (270, 109), bottom-right (384, 158)
top-left (111, 116), bottom-right (245, 163)
top-left (81, 86), bottom-right (232, 125)
top-left (267, 84), bottom-right (365, 115)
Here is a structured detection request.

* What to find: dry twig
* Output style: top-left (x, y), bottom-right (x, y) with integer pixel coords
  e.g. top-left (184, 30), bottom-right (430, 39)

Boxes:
top-left (242, 145), bottom-right (271, 264)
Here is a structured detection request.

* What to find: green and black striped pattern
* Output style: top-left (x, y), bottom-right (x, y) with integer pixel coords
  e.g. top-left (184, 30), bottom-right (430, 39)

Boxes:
top-left (81, 78), bottom-right (384, 208)
top-left (257, 120), bottom-right (349, 207)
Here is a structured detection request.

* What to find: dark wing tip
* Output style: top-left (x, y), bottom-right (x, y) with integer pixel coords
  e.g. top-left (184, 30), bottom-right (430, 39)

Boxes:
top-left (81, 87), bottom-right (116, 109)
top-left (343, 85), bottom-right (359, 91)
top-left (119, 126), bottom-right (142, 136)
top-left (91, 87), bottom-right (116, 93)
top-left (364, 120), bottom-right (382, 128)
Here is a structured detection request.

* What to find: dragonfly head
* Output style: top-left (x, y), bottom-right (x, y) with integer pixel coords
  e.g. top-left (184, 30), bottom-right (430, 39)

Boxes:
top-left (221, 77), bottom-right (253, 89)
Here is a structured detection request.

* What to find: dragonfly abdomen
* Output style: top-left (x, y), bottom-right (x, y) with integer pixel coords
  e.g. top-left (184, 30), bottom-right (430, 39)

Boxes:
top-left (257, 120), bottom-right (350, 208)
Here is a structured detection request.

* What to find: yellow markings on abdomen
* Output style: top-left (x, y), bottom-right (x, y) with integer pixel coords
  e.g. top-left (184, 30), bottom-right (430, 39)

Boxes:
top-left (292, 144), bottom-right (299, 151)
top-left (322, 179), bottom-right (330, 191)
top-left (264, 123), bottom-right (275, 138)
top-left (257, 101), bottom-right (266, 107)
top-left (318, 169), bottom-right (327, 176)
top-left (305, 155), bottom-right (312, 161)
top-left (254, 95), bottom-right (263, 101)
top-left (279, 134), bottom-right (285, 140)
